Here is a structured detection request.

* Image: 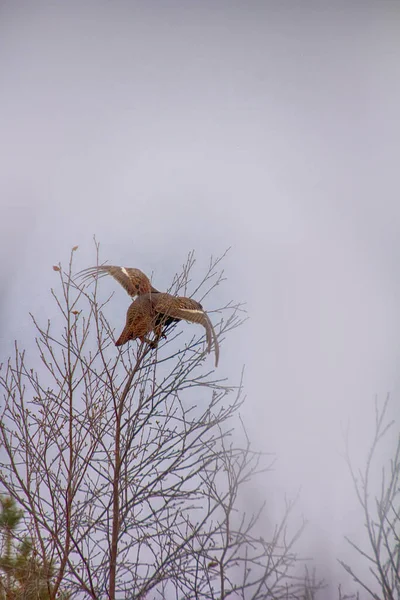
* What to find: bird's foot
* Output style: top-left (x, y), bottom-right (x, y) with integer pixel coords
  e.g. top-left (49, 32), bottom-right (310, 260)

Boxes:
top-left (142, 336), bottom-right (159, 349)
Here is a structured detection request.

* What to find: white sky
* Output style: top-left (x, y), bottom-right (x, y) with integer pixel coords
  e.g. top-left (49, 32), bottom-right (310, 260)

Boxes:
top-left (1, 2), bottom-right (400, 596)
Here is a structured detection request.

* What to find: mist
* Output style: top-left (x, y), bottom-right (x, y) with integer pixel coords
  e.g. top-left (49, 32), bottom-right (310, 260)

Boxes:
top-left (1, 2), bottom-right (399, 596)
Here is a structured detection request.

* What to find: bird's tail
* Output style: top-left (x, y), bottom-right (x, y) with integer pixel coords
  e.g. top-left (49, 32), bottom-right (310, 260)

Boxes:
top-left (203, 314), bottom-right (220, 368)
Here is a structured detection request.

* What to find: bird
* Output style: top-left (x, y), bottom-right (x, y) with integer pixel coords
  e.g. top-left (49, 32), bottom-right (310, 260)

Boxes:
top-left (115, 292), bottom-right (220, 367)
top-left (78, 263), bottom-right (180, 336)
top-left (78, 265), bottom-right (160, 297)
top-left (78, 264), bottom-right (220, 366)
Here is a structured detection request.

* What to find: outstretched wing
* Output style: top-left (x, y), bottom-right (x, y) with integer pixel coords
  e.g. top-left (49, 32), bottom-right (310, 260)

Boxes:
top-left (78, 265), bottom-right (159, 296)
top-left (153, 293), bottom-right (220, 367)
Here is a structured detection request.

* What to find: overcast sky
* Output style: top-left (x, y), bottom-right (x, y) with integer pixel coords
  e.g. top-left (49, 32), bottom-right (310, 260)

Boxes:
top-left (1, 2), bottom-right (400, 596)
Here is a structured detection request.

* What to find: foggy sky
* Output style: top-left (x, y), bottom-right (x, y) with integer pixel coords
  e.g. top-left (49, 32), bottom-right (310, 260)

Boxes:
top-left (1, 2), bottom-right (400, 596)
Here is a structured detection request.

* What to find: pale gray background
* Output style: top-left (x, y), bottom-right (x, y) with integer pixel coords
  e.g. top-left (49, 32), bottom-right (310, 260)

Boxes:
top-left (1, 2), bottom-right (400, 596)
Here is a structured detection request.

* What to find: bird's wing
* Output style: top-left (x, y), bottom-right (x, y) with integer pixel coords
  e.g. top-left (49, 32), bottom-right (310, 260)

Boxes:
top-left (153, 294), bottom-right (220, 367)
top-left (77, 265), bottom-right (159, 296)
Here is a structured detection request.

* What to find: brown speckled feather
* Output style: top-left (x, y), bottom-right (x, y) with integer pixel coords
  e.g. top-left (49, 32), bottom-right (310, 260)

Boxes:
top-left (116, 292), bottom-right (219, 367)
top-left (153, 294), bottom-right (219, 366)
top-left (115, 295), bottom-right (155, 346)
top-left (78, 265), bottom-right (159, 296)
